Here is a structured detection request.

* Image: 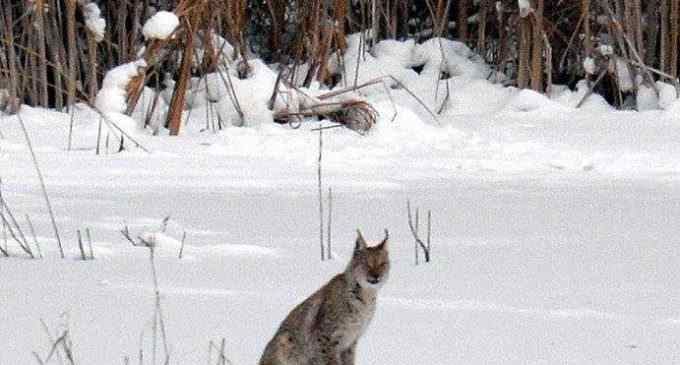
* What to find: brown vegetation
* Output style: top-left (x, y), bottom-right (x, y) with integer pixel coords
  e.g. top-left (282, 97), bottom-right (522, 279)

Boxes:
top-left (0, 0), bottom-right (678, 119)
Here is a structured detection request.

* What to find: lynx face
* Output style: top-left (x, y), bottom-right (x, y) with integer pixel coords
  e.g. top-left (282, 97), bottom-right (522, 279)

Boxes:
top-left (351, 230), bottom-right (390, 290)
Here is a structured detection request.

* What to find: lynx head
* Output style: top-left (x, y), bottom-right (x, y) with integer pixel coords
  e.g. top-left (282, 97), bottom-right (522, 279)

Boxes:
top-left (348, 229), bottom-right (390, 290)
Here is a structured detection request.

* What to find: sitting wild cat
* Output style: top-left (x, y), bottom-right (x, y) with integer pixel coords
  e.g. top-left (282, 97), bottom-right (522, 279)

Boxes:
top-left (259, 229), bottom-right (390, 365)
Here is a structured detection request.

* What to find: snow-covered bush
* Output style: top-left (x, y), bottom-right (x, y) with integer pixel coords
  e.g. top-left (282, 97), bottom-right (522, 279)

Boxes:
top-left (94, 59), bottom-right (148, 137)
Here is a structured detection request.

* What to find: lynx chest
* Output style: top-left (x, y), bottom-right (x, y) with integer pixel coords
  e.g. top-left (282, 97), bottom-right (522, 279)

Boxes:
top-left (333, 288), bottom-right (377, 349)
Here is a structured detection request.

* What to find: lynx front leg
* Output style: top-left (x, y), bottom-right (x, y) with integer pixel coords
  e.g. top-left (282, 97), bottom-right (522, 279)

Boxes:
top-left (340, 342), bottom-right (356, 365)
top-left (312, 336), bottom-right (342, 365)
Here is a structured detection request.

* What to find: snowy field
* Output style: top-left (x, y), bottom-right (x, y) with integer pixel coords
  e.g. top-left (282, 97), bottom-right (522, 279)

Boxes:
top-left (2, 102), bottom-right (680, 365)
top-left (2, 36), bottom-right (680, 364)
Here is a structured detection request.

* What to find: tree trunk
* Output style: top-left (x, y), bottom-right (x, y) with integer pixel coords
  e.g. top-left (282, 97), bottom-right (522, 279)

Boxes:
top-left (47, 0), bottom-right (64, 110)
top-left (582, 0), bottom-right (592, 57)
top-left (3, 0), bottom-right (19, 113)
top-left (36, 0), bottom-right (49, 107)
top-left (66, 0), bottom-right (77, 111)
top-left (661, 0), bottom-right (670, 73)
top-left (530, 0), bottom-right (544, 92)
top-left (457, 0), bottom-right (468, 42)
top-left (646, 0), bottom-right (659, 67)
top-left (87, 32), bottom-right (98, 102)
top-left (518, 17), bottom-right (532, 89)
top-left (478, 0), bottom-right (490, 54)
top-left (671, 0), bottom-right (679, 77)
top-left (632, 0), bottom-right (644, 61)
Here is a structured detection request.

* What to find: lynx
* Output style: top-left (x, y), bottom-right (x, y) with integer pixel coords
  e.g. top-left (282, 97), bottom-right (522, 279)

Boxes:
top-left (259, 229), bottom-right (390, 365)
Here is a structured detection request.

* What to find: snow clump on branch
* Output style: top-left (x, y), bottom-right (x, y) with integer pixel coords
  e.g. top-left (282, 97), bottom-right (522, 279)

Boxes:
top-left (143, 11), bottom-right (180, 41)
top-left (95, 60), bottom-right (147, 114)
top-left (82, 3), bottom-right (106, 42)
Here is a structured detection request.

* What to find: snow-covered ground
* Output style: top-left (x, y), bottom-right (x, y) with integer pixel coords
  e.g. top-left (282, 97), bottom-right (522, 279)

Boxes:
top-left (2, 37), bottom-right (680, 364)
top-left (2, 103), bottom-right (680, 364)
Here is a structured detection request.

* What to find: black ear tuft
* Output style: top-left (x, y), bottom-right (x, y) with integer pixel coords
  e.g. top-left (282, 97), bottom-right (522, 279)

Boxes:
top-left (355, 229), bottom-right (368, 251)
top-left (378, 229), bottom-right (389, 250)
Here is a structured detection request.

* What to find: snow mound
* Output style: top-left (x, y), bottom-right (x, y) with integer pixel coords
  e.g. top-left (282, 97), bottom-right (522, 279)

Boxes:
top-left (445, 79), bottom-right (514, 115)
top-left (136, 231), bottom-right (277, 259)
top-left (637, 84), bottom-right (658, 111)
top-left (663, 99), bottom-right (680, 117)
top-left (95, 60), bottom-right (147, 114)
top-left (413, 38), bottom-right (490, 80)
top-left (505, 89), bottom-right (568, 113)
top-left (657, 81), bottom-right (678, 110)
top-left (209, 59), bottom-right (280, 127)
top-left (371, 39), bottom-right (418, 68)
top-left (551, 80), bottom-right (612, 111)
top-left (93, 60), bottom-right (148, 138)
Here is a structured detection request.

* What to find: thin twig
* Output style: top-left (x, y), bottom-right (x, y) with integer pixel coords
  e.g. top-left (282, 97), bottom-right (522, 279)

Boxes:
top-left (318, 127), bottom-right (325, 261)
top-left (149, 246), bottom-right (171, 365)
top-left (577, 65), bottom-right (609, 108)
top-left (318, 75), bottom-right (437, 123)
top-left (67, 109), bottom-right (75, 151)
top-left (86, 228), bottom-right (94, 259)
top-left (77, 229), bottom-right (86, 260)
top-left (0, 195), bottom-right (35, 258)
top-left (407, 200), bottom-right (431, 263)
top-left (0, 179), bottom-right (7, 257)
top-left (95, 117), bottom-right (103, 155)
top-left (16, 113), bottom-right (64, 258)
top-left (26, 215), bottom-right (43, 258)
top-left (178, 231), bottom-right (186, 259)
top-left (326, 187), bottom-right (332, 260)
top-left (39, 319), bottom-right (64, 365)
top-left (427, 210), bottom-right (431, 256)
top-left (87, 104), bottom-right (151, 153)
top-left (41, 331), bottom-right (68, 364)
top-left (216, 59), bottom-right (245, 127)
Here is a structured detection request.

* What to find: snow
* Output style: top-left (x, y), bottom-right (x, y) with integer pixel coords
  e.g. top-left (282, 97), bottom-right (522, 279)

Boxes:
top-left (657, 81), bottom-right (678, 110)
top-left (95, 60), bottom-right (147, 115)
top-left (518, 0), bottom-right (532, 17)
top-left (414, 38), bottom-right (490, 80)
top-left (82, 3), bottom-right (106, 42)
top-left (208, 59), bottom-right (281, 127)
top-left (583, 57), bottom-right (596, 74)
top-left (194, 34), bottom-right (235, 67)
top-left (2, 33), bottom-right (680, 365)
top-left (142, 11), bottom-right (179, 41)
top-left (614, 58), bottom-right (634, 92)
top-left (636, 84), bottom-right (658, 111)
top-left (599, 44), bottom-right (614, 56)
top-left (93, 60), bottom-right (148, 139)
top-left (371, 39), bottom-right (418, 68)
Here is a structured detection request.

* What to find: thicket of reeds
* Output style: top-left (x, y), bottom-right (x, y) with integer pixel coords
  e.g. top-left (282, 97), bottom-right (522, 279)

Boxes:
top-left (0, 0), bottom-right (678, 116)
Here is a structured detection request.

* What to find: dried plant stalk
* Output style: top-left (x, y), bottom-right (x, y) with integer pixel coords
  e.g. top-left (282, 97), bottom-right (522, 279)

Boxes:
top-left (65, 0), bottom-right (77, 110)
top-left (167, 18), bottom-right (194, 136)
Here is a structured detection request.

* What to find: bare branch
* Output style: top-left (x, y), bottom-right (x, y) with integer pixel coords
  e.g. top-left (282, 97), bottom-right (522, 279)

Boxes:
top-left (407, 200), bottom-right (431, 263)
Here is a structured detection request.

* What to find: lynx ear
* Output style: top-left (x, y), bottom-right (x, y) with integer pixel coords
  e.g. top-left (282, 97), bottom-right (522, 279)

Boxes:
top-left (355, 229), bottom-right (368, 251)
top-left (377, 229), bottom-right (389, 250)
